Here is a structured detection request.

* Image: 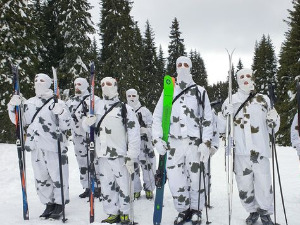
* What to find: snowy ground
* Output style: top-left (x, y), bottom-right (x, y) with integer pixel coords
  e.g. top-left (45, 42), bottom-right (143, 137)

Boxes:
top-left (0, 142), bottom-right (299, 225)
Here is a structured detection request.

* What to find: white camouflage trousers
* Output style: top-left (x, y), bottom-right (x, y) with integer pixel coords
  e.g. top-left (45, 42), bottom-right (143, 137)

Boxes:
top-left (134, 139), bottom-right (156, 192)
top-left (234, 155), bottom-right (274, 215)
top-left (73, 135), bottom-right (89, 189)
top-left (166, 137), bottom-right (207, 212)
top-left (31, 147), bottom-right (69, 205)
top-left (97, 157), bottom-right (131, 215)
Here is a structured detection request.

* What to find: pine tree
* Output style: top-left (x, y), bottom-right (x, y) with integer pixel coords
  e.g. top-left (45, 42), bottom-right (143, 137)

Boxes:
top-left (167, 18), bottom-right (186, 76)
top-left (0, 0), bottom-right (41, 142)
top-left (189, 50), bottom-right (208, 88)
top-left (99, 0), bottom-right (143, 101)
top-left (157, 45), bottom-right (166, 78)
top-left (276, 0), bottom-right (300, 145)
top-left (56, 0), bottom-right (95, 90)
top-left (140, 20), bottom-right (159, 111)
top-left (252, 35), bottom-right (277, 95)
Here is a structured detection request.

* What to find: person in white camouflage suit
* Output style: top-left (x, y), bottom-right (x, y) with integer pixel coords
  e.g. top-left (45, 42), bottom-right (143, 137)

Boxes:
top-left (66, 77), bottom-right (101, 198)
top-left (83, 77), bottom-right (140, 225)
top-left (290, 113), bottom-right (300, 160)
top-left (7, 73), bottom-right (71, 220)
top-left (126, 88), bottom-right (156, 200)
top-left (218, 68), bottom-right (280, 225)
top-left (152, 56), bottom-right (214, 225)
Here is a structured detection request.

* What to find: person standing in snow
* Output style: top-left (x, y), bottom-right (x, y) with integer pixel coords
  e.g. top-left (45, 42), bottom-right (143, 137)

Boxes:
top-left (218, 68), bottom-right (280, 225)
top-left (152, 56), bottom-right (214, 225)
top-left (7, 73), bottom-right (71, 220)
top-left (82, 77), bottom-right (140, 225)
top-left (290, 113), bottom-right (300, 160)
top-left (66, 77), bottom-right (101, 198)
top-left (126, 88), bottom-right (156, 200)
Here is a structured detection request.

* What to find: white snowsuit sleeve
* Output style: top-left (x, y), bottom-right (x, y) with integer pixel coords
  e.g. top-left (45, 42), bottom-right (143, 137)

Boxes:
top-left (200, 88), bottom-right (214, 145)
top-left (291, 113), bottom-right (300, 156)
top-left (56, 99), bottom-right (72, 131)
top-left (126, 105), bottom-right (141, 159)
top-left (152, 92), bottom-right (164, 142)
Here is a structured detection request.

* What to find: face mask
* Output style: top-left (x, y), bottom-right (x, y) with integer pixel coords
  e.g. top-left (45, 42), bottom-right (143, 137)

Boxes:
top-left (237, 69), bottom-right (255, 94)
top-left (126, 89), bottom-right (139, 109)
top-left (101, 77), bottom-right (118, 99)
top-left (34, 73), bottom-right (52, 97)
top-left (74, 78), bottom-right (88, 96)
top-left (177, 67), bottom-right (193, 84)
top-left (176, 56), bottom-right (193, 86)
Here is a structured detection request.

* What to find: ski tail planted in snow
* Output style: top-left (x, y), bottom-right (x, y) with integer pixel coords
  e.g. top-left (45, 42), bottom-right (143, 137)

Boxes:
top-left (12, 65), bottom-right (29, 220)
top-left (225, 49), bottom-right (235, 225)
top-left (89, 62), bottom-right (96, 223)
top-left (153, 75), bottom-right (175, 225)
top-left (52, 67), bottom-right (67, 223)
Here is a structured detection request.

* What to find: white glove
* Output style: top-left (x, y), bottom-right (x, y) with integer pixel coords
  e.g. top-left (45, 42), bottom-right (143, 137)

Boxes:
top-left (209, 146), bottom-right (217, 156)
top-left (125, 158), bottom-right (135, 174)
top-left (198, 143), bottom-right (210, 162)
top-left (52, 102), bottom-right (64, 115)
top-left (83, 115), bottom-right (97, 127)
top-left (266, 109), bottom-right (279, 128)
top-left (9, 95), bottom-right (22, 106)
top-left (154, 138), bottom-right (167, 155)
top-left (140, 127), bottom-right (148, 135)
top-left (223, 103), bottom-right (234, 116)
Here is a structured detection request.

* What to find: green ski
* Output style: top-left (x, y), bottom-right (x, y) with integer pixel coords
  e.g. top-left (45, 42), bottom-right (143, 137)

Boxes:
top-left (153, 75), bottom-right (175, 225)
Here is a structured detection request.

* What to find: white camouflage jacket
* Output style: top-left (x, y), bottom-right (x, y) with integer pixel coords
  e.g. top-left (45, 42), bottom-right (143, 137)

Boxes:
top-left (218, 89), bottom-right (280, 158)
top-left (8, 96), bottom-right (71, 152)
top-left (66, 90), bottom-right (101, 137)
top-left (91, 97), bottom-right (141, 159)
top-left (290, 113), bottom-right (300, 156)
top-left (152, 82), bottom-right (214, 146)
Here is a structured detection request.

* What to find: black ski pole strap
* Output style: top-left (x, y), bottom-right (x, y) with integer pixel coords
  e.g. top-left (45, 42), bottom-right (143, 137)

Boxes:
top-left (172, 84), bottom-right (197, 104)
top-left (95, 101), bottom-right (120, 135)
top-left (233, 92), bottom-right (257, 120)
top-left (74, 95), bottom-right (90, 114)
top-left (31, 97), bottom-right (54, 124)
top-left (135, 106), bottom-right (142, 113)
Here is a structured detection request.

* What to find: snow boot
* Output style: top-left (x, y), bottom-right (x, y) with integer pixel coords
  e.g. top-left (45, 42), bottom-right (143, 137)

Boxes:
top-left (48, 204), bottom-right (63, 220)
top-left (101, 214), bottom-right (120, 224)
top-left (246, 212), bottom-right (259, 225)
top-left (145, 190), bottom-right (153, 200)
top-left (134, 191), bottom-right (141, 200)
top-left (79, 188), bottom-right (90, 198)
top-left (174, 208), bottom-right (192, 225)
top-left (190, 210), bottom-right (202, 225)
top-left (120, 213), bottom-right (130, 225)
top-left (40, 203), bottom-right (55, 219)
top-left (260, 214), bottom-right (274, 225)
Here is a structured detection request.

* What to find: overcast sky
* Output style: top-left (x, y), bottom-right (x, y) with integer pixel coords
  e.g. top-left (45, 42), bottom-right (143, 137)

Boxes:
top-left (89, 0), bottom-right (294, 85)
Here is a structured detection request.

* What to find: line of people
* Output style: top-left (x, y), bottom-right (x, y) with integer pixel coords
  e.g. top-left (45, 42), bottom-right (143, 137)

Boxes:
top-left (7, 55), bottom-right (298, 225)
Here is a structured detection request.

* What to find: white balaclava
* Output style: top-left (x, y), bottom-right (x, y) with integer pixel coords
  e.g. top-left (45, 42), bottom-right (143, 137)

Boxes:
top-left (236, 68), bottom-right (255, 94)
top-left (176, 56), bottom-right (193, 85)
top-left (74, 77), bottom-right (89, 96)
top-left (34, 73), bottom-right (52, 97)
top-left (126, 88), bottom-right (141, 110)
top-left (101, 77), bottom-right (118, 100)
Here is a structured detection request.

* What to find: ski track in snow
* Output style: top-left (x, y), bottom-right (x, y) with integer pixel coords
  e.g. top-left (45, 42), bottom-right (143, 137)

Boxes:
top-left (0, 142), bottom-right (299, 225)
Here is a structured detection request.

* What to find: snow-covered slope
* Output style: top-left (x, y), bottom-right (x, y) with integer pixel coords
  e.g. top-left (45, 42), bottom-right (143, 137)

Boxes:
top-left (0, 142), bottom-right (299, 225)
